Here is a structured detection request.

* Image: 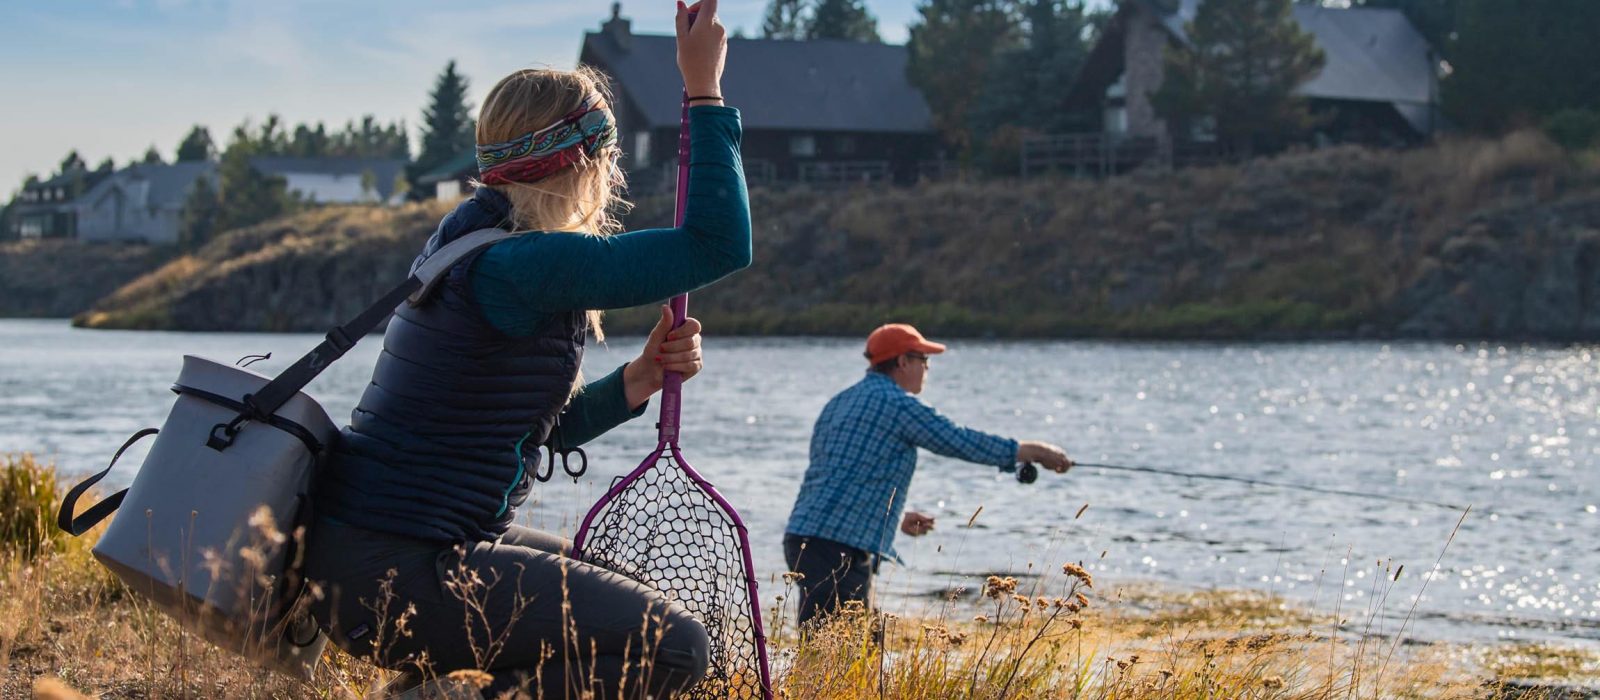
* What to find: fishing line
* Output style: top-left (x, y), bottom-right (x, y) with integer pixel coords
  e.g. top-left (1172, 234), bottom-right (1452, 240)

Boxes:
top-left (1003, 460), bottom-right (1468, 511)
top-left (1007, 461), bottom-right (1589, 528)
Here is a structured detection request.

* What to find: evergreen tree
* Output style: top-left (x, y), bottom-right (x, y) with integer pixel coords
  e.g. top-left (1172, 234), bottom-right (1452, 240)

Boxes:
top-left (1444, 0), bottom-right (1600, 134)
top-left (95, 157), bottom-right (115, 173)
top-left (1151, 0), bottom-right (1325, 155)
top-left (255, 115), bottom-right (289, 156)
top-left (762, 0), bottom-right (808, 39)
top-left (178, 174), bottom-right (221, 250)
top-left (175, 126), bottom-right (215, 162)
top-left (967, 0), bottom-right (1100, 170)
top-left (213, 126), bottom-right (293, 233)
top-left (411, 61), bottom-right (475, 191)
top-left (58, 151), bottom-right (86, 176)
top-left (360, 169), bottom-right (379, 201)
top-left (142, 146), bottom-right (165, 165)
top-left (55, 151), bottom-right (89, 198)
top-left (908, 0), bottom-right (1025, 153)
top-left (290, 124), bottom-right (328, 157)
top-left (809, 0), bottom-right (881, 41)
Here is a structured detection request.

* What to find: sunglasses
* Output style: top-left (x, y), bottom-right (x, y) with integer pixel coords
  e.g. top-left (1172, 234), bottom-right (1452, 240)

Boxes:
top-left (904, 352), bottom-right (930, 366)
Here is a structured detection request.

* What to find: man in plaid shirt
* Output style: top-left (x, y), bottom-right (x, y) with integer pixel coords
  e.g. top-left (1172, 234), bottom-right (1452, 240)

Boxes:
top-left (783, 323), bottom-right (1073, 629)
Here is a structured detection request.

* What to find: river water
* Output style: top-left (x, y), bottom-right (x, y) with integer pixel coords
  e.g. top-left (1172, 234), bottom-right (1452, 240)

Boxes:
top-left (2, 319), bottom-right (1595, 651)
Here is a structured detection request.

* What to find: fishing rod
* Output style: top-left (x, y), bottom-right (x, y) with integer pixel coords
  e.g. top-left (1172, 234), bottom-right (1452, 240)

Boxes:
top-left (1001, 461), bottom-right (1470, 512)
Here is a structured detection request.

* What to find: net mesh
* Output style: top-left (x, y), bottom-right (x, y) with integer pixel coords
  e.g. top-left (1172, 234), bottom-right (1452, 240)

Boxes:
top-left (579, 450), bottom-right (768, 699)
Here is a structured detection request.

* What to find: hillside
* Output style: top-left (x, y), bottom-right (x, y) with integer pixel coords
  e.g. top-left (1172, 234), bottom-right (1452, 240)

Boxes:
top-left (69, 132), bottom-right (1600, 340)
top-left (0, 240), bottom-right (172, 319)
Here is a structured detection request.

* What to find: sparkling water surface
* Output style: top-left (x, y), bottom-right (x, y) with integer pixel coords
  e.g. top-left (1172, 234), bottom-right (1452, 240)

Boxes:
top-left (2, 319), bottom-right (1595, 650)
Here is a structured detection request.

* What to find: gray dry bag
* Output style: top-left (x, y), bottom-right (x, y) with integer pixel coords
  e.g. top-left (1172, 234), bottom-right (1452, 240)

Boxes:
top-left (56, 228), bottom-right (513, 679)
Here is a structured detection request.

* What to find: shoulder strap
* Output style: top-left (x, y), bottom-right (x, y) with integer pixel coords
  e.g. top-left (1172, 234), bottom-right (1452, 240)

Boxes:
top-left (238, 228), bottom-right (514, 429)
top-left (406, 227), bottom-right (515, 305)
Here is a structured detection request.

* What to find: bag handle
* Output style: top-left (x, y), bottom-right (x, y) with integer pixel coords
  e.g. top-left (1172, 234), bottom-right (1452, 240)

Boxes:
top-left (57, 428), bottom-right (159, 536)
top-left (224, 228), bottom-right (514, 439)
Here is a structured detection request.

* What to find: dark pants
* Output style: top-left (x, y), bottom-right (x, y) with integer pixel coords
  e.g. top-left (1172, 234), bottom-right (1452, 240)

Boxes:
top-left (303, 517), bottom-right (709, 698)
top-left (782, 534), bottom-right (879, 630)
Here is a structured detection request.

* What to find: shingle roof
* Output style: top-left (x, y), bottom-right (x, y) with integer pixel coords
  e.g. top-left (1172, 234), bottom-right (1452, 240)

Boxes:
top-left (1150, 0), bottom-right (1435, 123)
top-left (134, 161), bottom-right (215, 209)
top-left (582, 32), bottom-right (933, 133)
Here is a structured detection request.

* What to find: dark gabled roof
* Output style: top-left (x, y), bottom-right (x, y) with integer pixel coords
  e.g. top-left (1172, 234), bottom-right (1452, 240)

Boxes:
top-left (74, 162), bottom-right (214, 214)
top-left (127, 161), bottom-right (214, 209)
top-left (1156, 1), bottom-right (1433, 107)
top-left (581, 32), bottom-right (933, 134)
top-left (1074, 0), bottom-right (1436, 132)
top-left (21, 168), bottom-right (114, 198)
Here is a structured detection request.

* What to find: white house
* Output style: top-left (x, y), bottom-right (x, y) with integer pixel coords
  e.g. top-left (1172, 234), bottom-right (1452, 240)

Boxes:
top-left (252, 157), bottom-right (407, 205)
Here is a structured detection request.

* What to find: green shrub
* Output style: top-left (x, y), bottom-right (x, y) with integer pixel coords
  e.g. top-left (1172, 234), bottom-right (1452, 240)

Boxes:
top-left (1543, 109), bottom-right (1600, 151)
top-left (1, 453), bottom-right (64, 560)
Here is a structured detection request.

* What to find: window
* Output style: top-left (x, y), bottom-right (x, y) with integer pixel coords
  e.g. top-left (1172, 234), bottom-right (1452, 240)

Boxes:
top-left (834, 135), bottom-right (856, 155)
top-left (789, 134), bottom-right (817, 158)
top-left (19, 217), bottom-right (44, 239)
top-left (1104, 106), bottom-right (1128, 135)
top-left (633, 130), bottom-right (652, 168)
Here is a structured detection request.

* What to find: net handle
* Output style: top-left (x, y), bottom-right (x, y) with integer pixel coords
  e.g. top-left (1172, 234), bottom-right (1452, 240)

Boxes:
top-left (659, 9), bottom-right (696, 446)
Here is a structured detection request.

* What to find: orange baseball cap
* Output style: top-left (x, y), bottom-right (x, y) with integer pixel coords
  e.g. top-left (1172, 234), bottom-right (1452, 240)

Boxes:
top-left (864, 323), bottom-right (946, 365)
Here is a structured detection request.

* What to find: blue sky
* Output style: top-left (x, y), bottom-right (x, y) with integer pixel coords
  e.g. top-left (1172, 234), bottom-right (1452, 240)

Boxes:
top-left (0, 0), bottom-right (944, 193)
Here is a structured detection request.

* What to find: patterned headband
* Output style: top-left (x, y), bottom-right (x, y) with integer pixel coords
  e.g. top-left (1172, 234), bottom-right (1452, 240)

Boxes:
top-left (476, 98), bottom-right (618, 186)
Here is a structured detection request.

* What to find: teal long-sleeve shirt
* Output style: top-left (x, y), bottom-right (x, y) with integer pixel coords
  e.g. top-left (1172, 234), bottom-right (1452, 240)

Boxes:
top-left (469, 105), bottom-right (751, 447)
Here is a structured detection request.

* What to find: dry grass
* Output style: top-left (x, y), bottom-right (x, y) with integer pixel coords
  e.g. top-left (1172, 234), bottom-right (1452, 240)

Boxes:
top-left (5, 452), bottom-right (1594, 698)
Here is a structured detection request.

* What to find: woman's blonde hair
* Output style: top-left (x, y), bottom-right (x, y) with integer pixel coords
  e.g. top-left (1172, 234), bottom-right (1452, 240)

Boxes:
top-left (476, 65), bottom-right (631, 340)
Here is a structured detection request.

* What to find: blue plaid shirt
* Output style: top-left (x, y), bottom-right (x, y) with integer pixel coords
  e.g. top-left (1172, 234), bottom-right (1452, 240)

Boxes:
top-left (785, 371), bottom-right (1019, 563)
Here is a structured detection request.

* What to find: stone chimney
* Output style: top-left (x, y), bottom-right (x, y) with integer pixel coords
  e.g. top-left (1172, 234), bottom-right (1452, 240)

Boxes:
top-left (602, 3), bottom-right (632, 52)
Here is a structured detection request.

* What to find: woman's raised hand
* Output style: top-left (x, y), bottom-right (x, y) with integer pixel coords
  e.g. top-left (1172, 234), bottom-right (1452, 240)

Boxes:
top-left (675, 0), bottom-right (726, 101)
top-left (623, 305), bottom-right (705, 410)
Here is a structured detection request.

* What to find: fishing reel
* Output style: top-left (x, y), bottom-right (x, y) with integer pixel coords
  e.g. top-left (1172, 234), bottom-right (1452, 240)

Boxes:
top-left (1000, 462), bottom-right (1038, 484)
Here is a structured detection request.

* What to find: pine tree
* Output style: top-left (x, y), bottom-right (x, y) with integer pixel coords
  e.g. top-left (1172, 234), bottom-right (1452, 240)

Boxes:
top-left (809, 0), bottom-right (880, 41)
top-left (176, 126), bottom-right (215, 162)
top-left (1445, 0), bottom-right (1600, 134)
top-left (967, 0), bottom-right (1100, 170)
top-left (411, 60), bottom-right (475, 191)
top-left (1151, 0), bottom-right (1325, 155)
top-left (908, 0), bottom-right (1025, 153)
top-left (213, 126), bottom-right (292, 233)
top-left (178, 174), bottom-right (221, 250)
top-left (762, 0), bottom-right (808, 39)
top-left (142, 146), bottom-right (165, 165)
top-left (58, 151), bottom-right (86, 176)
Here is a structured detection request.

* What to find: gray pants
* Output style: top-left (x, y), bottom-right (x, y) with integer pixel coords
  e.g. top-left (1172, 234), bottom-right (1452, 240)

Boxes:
top-left (782, 534), bottom-right (878, 630)
top-left (303, 517), bottom-right (709, 698)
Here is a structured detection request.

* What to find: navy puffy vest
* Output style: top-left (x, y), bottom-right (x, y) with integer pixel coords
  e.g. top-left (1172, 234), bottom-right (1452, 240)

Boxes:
top-left (318, 190), bottom-right (585, 542)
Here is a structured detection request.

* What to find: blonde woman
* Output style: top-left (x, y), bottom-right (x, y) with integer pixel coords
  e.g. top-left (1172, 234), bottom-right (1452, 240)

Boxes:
top-left (303, 2), bottom-right (744, 696)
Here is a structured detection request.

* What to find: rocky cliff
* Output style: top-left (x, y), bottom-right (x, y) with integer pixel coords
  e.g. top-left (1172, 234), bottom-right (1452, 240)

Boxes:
top-left (0, 240), bottom-right (172, 319)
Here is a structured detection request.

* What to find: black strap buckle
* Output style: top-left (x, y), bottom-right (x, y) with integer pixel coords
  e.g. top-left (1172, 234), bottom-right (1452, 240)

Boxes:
top-left (207, 395), bottom-right (264, 452)
top-left (325, 327), bottom-right (356, 354)
top-left (207, 413), bottom-right (250, 451)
